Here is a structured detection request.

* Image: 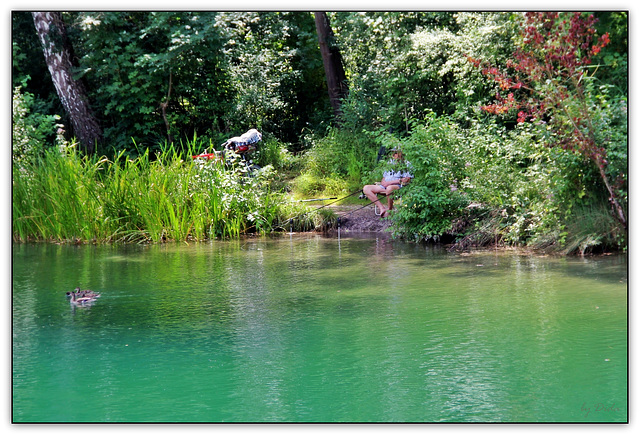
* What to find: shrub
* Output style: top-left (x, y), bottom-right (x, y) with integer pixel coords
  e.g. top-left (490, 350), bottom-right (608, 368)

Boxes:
top-left (294, 127), bottom-right (378, 197)
top-left (386, 116), bottom-right (467, 241)
top-left (253, 137), bottom-right (299, 172)
top-left (12, 84), bottom-right (63, 164)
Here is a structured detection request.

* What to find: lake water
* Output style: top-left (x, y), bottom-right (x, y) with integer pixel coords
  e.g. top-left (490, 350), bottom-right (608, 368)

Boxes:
top-left (12, 234), bottom-right (627, 423)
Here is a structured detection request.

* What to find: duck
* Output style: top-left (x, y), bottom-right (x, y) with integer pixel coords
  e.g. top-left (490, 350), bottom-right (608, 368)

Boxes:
top-left (67, 291), bottom-right (97, 306)
top-left (73, 287), bottom-right (101, 299)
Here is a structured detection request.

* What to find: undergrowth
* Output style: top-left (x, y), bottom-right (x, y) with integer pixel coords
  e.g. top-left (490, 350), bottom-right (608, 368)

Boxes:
top-left (12, 141), bottom-right (329, 244)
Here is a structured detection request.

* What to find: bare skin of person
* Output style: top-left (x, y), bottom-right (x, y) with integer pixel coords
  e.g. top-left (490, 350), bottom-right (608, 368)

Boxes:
top-left (362, 150), bottom-right (412, 218)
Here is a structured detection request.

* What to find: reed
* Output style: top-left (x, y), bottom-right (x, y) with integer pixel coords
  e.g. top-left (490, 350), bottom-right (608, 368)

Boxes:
top-left (12, 142), bottom-right (331, 243)
top-left (560, 201), bottom-right (624, 255)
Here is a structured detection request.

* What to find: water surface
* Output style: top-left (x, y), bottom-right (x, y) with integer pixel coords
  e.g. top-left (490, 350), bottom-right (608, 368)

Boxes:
top-left (12, 235), bottom-right (627, 422)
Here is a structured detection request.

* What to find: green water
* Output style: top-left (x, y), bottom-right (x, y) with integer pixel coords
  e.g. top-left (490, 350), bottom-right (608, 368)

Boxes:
top-left (12, 235), bottom-right (627, 423)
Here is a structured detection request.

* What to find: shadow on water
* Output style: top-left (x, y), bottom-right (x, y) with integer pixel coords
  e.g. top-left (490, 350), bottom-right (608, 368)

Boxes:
top-left (12, 235), bottom-right (627, 423)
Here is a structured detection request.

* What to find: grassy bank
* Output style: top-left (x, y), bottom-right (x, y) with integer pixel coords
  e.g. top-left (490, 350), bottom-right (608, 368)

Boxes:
top-left (12, 144), bottom-right (333, 244)
top-left (292, 119), bottom-right (626, 255)
top-left (12, 121), bottom-right (626, 255)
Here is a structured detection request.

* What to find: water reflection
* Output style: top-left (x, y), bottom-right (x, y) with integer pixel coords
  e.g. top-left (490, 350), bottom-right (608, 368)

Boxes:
top-left (12, 238), bottom-right (627, 422)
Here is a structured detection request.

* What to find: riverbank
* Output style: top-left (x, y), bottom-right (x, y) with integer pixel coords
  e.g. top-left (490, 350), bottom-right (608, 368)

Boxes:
top-left (327, 204), bottom-right (392, 233)
top-left (320, 203), bottom-right (625, 257)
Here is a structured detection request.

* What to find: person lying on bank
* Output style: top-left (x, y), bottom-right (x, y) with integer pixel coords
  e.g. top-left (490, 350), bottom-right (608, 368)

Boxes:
top-left (362, 149), bottom-right (413, 218)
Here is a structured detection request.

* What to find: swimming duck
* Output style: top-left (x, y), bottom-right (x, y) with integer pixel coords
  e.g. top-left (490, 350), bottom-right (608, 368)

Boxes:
top-left (73, 287), bottom-right (101, 299)
top-left (67, 291), bottom-right (97, 306)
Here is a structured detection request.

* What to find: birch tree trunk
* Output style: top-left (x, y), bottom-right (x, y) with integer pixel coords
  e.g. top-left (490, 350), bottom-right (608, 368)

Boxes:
top-left (32, 12), bottom-right (102, 154)
top-left (314, 12), bottom-right (348, 123)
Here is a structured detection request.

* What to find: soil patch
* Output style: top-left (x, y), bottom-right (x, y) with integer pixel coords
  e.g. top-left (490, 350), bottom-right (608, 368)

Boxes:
top-left (329, 204), bottom-right (392, 233)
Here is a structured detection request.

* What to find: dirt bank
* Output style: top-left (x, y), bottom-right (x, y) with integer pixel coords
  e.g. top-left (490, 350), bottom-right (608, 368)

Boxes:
top-left (328, 204), bottom-right (392, 233)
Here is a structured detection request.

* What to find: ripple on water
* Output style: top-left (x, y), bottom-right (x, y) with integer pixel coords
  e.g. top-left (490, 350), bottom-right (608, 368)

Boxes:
top-left (12, 240), bottom-right (627, 422)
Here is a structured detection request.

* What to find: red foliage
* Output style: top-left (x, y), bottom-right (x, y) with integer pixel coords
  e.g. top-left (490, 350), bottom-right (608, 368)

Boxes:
top-left (470, 12), bottom-right (610, 132)
top-left (469, 12), bottom-right (625, 229)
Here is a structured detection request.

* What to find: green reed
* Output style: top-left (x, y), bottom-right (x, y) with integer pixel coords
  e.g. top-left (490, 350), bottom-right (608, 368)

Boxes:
top-left (12, 143), bottom-right (328, 243)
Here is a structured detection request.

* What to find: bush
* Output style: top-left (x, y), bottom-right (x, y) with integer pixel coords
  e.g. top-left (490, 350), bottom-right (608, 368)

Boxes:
top-left (253, 137), bottom-right (299, 172)
top-left (293, 128), bottom-right (378, 197)
top-left (386, 111), bottom-right (626, 252)
top-left (12, 84), bottom-right (63, 164)
top-left (385, 116), bottom-right (468, 241)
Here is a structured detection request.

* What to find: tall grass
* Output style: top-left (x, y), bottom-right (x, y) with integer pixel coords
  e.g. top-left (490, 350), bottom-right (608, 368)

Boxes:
top-left (560, 201), bottom-right (624, 255)
top-left (12, 143), bottom-right (327, 243)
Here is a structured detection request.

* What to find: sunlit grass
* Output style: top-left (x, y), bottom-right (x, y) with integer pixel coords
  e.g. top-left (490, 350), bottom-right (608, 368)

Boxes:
top-left (12, 142), bottom-right (331, 244)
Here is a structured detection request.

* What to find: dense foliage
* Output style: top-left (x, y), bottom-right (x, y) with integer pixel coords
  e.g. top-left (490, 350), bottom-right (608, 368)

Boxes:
top-left (331, 12), bottom-right (519, 130)
top-left (12, 141), bottom-right (328, 243)
top-left (470, 12), bottom-right (626, 230)
top-left (13, 12), bottom-right (329, 154)
top-left (12, 11), bottom-right (627, 252)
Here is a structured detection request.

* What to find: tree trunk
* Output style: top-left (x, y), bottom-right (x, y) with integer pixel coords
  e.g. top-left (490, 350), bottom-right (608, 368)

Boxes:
top-left (32, 12), bottom-right (102, 154)
top-left (314, 12), bottom-right (348, 123)
top-left (160, 71), bottom-right (173, 144)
